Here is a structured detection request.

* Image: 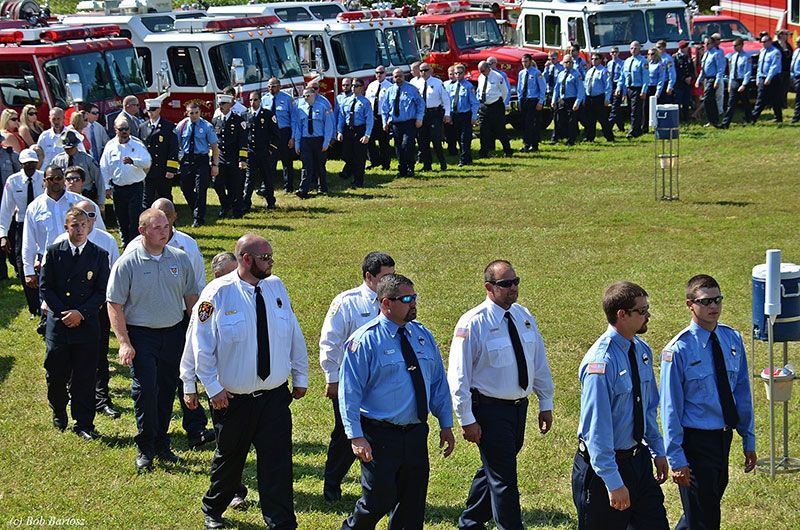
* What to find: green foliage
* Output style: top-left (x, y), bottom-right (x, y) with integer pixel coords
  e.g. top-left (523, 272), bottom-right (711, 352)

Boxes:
top-left (1, 115), bottom-right (799, 528)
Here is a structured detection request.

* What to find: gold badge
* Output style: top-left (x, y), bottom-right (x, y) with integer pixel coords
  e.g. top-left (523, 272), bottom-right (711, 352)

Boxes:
top-left (87, 270), bottom-right (93, 280)
top-left (159, 135), bottom-right (164, 142)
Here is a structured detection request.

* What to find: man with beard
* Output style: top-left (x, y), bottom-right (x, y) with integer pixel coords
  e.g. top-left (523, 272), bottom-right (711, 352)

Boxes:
top-left (191, 234), bottom-right (308, 530)
top-left (572, 281), bottom-right (669, 529)
top-left (339, 273), bottom-right (454, 530)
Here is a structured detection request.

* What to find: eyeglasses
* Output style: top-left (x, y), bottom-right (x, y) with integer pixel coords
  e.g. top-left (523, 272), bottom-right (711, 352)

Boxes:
top-left (303, 94), bottom-right (312, 98)
top-left (45, 176), bottom-right (64, 182)
top-left (375, 70), bottom-right (386, 74)
top-left (116, 126), bottom-right (130, 131)
top-left (267, 85), bottom-right (279, 88)
top-left (690, 296), bottom-right (723, 306)
top-left (65, 176), bottom-right (82, 183)
top-left (387, 293), bottom-right (417, 303)
top-left (489, 277), bottom-right (520, 288)
top-left (626, 305), bottom-right (650, 315)
top-left (247, 252), bottom-right (272, 262)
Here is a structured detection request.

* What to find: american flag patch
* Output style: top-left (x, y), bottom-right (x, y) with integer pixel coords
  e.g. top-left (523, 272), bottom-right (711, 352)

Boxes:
top-left (587, 362), bottom-right (606, 374)
top-left (455, 327), bottom-right (469, 338)
top-left (347, 340), bottom-right (359, 352)
top-left (661, 349), bottom-right (673, 362)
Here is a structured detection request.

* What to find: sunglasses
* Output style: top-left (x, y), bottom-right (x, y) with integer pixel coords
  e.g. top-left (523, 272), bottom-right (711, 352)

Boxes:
top-left (248, 252), bottom-right (272, 262)
top-left (45, 176), bottom-right (64, 182)
top-left (28, 111), bottom-right (37, 116)
top-left (90, 110), bottom-right (99, 115)
top-left (116, 126), bottom-right (130, 131)
top-left (303, 94), bottom-right (312, 98)
top-left (489, 277), bottom-right (520, 288)
top-left (420, 68), bottom-right (431, 72)
top-left (354, 83), bottom-right (363, 87)
top-left (9, 117), bottom-right (18, 121)
top-left (626, 305), bottom-right (650, 315)
top-left (65, 176), bottom-right (82, 183)
top-left (85, 211), bottom-right (96, 218)
top-left (387, 293), bottom-right (417, 303)
top-left (690, 296), bottom-right (723, 306)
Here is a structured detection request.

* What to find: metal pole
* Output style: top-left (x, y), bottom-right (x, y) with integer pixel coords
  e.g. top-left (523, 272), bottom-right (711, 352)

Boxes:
top-left (784, 342), bottom-right (789, 461)
top-left (768, 321), bottom-right (775, 479)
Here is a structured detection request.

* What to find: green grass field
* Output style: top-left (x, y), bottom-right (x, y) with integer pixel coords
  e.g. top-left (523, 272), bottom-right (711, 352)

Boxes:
top-left (1, 115), bottom-right (799, 529)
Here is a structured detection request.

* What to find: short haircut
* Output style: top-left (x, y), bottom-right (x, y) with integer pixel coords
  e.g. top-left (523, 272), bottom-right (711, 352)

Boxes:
top-left (602, 281), bottom-right (648, 325)
top-left (64, 206), bottom-right (88, 223)
top-left (211, 251), bottom-right (237, 275)
top-left (45, 165), bottom-right (63, 177)
top-left (222, 86), bottom-right (236, 96)
top-left (454, 63), bottom-right (466, 73)
top-left (686, 274), bottom-right (720, 299)
top-left (65, 165), bottom-right (85, 181)
top-left (657, 39), bottom-right (667, 47)
top-left (123, 95), bottom-right (139, 107)
top-left (362, 251), bottom-right (395, 279)
top-left (186, 102), bottom-right (200, 111)
top-left (139, 207), bottom-right (166, 229)
top-left (447, 65), bottom-right (456, 73)
top-left (376, 273), bottom-right (413, 301)
top-left (733, 37), bottom-right (744, 47)
top-left (522, 53), bottom-right (532, 61)
top-left (83, 103), bottom-right (100, 113)
top-left (610, 46), bottom-right (619, 52)
top-left (114, 115), bottom-right (129, 128)
top-left (50, 107), bottom-right (64, 118)
top-left (484, 259), bottom-right (512, 283)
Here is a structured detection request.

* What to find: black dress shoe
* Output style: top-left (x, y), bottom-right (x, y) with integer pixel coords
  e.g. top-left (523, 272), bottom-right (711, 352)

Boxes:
top-left (99, 405), bottom-right (121, 418)
top-left (421, 165), bottom-right (432, 172)
top-left (53, 412), bottom-right (68, 431)
top-left (323, 484), bottom-right (342, 502)
top-left (135, 452), bottom-right (153, 471)
top-left (204, 514), bottom-right (225, 530)
top-left (295, 190), bottom-right (309, 199)
top-left (191, 220), bottom-right (203, 228)
top-left (440, 163), bottom-right (447, 171)
top-left (229, 485), bottom-right (248, 510)
top-left (75, 429), bottom-right (100, 441)
top-left (457, 161), bottom-right (465, 167)
top-left (188, 428), bottom-right (216, 450)
top-left (266, 204), bottom-right (277, 210)
top-left (156, 449), bottom-right (184, 464)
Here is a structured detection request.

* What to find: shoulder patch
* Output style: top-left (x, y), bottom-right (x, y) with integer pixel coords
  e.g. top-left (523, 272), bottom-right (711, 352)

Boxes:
top-left (587, 362), bottom-right (606, 374)
top-left (662, 348), bottom-right (674, 362)
top-left (455, 327), bottom-right (469, 339)
top-left (198, 301), bottom-right (214, 323)
top-left (328, 299), bottom-right (341, 316)
top-left (661, 64), bottom-right (666, 70)
top-left (347, 339), bottom-right (359, 352)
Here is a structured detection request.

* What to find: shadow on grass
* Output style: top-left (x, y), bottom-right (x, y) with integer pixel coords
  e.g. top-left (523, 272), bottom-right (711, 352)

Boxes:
top-left (691, 200), bottom-right (752, 207)
top-left (0, 355), bottom-right (15, 387)
top-left (0, 277), bottom-right (27, 328)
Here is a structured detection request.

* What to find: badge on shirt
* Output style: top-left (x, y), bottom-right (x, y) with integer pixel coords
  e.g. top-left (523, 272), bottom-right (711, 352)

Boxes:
top-left (159, 135), bottom-right (164, 142)
top-left (198, 301), bottom-right (214, 323)
top-left (86, 270), bottom-right (93, 280)
top-left (731, 346), bottom-right (737, 356)
top-left (418, 336), bottom-right (425, 346)
top-left (524, 320), bottom-right (531, 329)
top-left (587, 362), bottom-right (606, 374)
top-left (642, 352), bottom-right (649, 365)
top-left (225, 310), bottom-right (237, 315)
top-left (277, 298), bottom-right (283, 308)
top-left (328, 300), bottom-right (341, 316)
top-left (170, 265), bottom-right (179, 277)
top-left (455, 327), bottom-right (469, 338)
top-left (661, 348), bottom-right (674, 362)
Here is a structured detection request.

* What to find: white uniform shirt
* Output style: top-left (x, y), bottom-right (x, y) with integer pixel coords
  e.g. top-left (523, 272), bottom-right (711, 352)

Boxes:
top-left (125, 229), bottom-right (205, 292)
top-left (0, 169), bottom-right (44, 237)
top-left (100, 136), bottom-right (152, 188)
top-left (411, 76), bottom-right (452, 117)
top-left (54, 227), bottom-right (119, 268)
top-left (448, 297), bottom-right (554, 426)
top-left (365, 79), bottom-right (393, 113)
top-left (21, 190), bottom-right (106, 275)
top-left (37, 127), bottom-right (87, 168)
top-left (476, 70), bottom-right (508, 105)
top-left (318, 282), bottom-right (380, 383)
top-left (191, 273), bottom-right (309, 398)
top-left (180, 298), bottom-right (204, 393)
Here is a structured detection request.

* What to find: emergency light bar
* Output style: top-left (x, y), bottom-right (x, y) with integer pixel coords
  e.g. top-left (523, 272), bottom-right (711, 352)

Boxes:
top-left (425, 1), bottom-right (470, 15)
top-left (204, 15), bottom-right (280, 31)
top-left (335, 9), bottom-right (395, 23)
top-left (40, 24), bottom-right (120, 43)
top-left (0, 29), bottom-right (23, 43)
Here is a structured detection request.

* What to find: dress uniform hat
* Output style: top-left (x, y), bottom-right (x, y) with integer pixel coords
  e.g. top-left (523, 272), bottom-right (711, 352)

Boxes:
top-left (61, 130), bottom-right (80, 148)
top-left (19, 148), bottom-right (38, 163)
top-left (144, 99), bottom-right (162, 110)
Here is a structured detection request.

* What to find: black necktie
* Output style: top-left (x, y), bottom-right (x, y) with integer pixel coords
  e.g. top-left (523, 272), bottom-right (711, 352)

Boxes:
top-left (627, 60), bottom-right (633, 87)
top-left (188, 122), bottom-right (196, 155)
top-left (423, 79), bottom-right (428, 105)
top-left (521, 70), bottom-right (528, 102)
top-left (68, 155), bottom-right (74, 168)
top-left (481, 75), bottom-right (488, 102)
top-left (26, 177), bottom-right (33, 205)
top-left (373, 87), bottom-right (380, 115)
top-left (611, 61), bottom-right (616, 84)
top-left (628, 342), bottom-right (644, 444)
top-left (349, 98), bottom-right (356, 127)
top-left (734, 53), bottom-right (740, 79)
top-left (451, 85), bottom-right (458, 114)
top-left (255, 285), bottom-right (270, 380)
top-left (398, 327), bottom-right (427, 422)
top-left (271, 95), bottom-right (277, 115)
top-left (308, 104), bottom-right (314, 135)
top-left (393, 86), bottom-right (401, 117)
top-left (504, 312), bottom-right (529, 390)
top-left (709, 331), bottom-right (739, 428)
top-left (73, 247), bottom-right (79, 258)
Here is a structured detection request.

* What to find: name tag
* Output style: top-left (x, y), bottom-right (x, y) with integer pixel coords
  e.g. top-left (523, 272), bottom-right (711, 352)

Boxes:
top-left (384, 349), bottom-right (395, 355)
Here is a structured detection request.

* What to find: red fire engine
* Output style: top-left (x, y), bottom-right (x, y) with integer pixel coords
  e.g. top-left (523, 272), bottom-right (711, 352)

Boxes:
top-left (718, 0), bottom-right (800, 38)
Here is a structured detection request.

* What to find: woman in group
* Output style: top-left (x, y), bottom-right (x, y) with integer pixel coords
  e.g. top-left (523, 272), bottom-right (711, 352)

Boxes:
top-left (692, 42), bottom-right (706, 121)
top-left (0, 109), bottom-right (28, 153)
top-left (66, 110), bottom-right (91, 152)
top-left (643, 47), bottom-right (665, 133)
top-left (19, 104), bottom-right (43, 146)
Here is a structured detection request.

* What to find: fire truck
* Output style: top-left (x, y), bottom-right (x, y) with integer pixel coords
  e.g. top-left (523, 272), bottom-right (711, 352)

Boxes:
top-left (0, 16), bottom-right (147, 127)
top-left (718, 0), bottom-right (799, 38)
top-left (203, 2), bottom-right (420, 105)
top-left (63, 0), bottom-right (307, 122)
top-left (468, 0), bottom-right (524, 45)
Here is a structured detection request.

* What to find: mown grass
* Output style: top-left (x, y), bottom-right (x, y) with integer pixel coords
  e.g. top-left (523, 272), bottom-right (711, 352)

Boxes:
top-left (1, 110), bottom-right (799, 529)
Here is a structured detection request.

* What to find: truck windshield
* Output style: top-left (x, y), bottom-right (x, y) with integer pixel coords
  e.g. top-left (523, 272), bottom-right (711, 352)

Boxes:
top-left (264, 35), bottom-right (303, 79)
top-left (43, 51), bottom-right (114, 109)
top-left (105, 48), bottom-right (148, 97)
top-left (450, 18), bottom-right (504, 49)
top-left (209, 39), bottom-right (272, 89)
top-left (330, 30), bottom-right (390, 74)
top-left (0, 60), bottom-right (42, 107)
top-left (385, 27), bottom-right (419, 65)
top-left (587, 11), bottom-right (647, 47)
top-left (645, 8), bottom-right (689, 42)
top-left (692, 20), bottom-right (755, 42)
top-left (309, 5), bottom-right (342, 19)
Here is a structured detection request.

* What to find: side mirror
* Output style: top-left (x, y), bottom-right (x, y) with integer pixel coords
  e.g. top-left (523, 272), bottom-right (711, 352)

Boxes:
top-left (66, 73), bottom-right (83, 104)
top-left (156, 60), bottom-right (171, 93)
top-left (230, 57), bottom-right (245, 86)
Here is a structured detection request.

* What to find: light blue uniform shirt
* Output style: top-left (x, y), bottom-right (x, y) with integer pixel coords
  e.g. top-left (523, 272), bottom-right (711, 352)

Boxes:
top-left (659, 321), bottom-right (756, 471)
top-left (621, 55), bottom-right (650, 89)
top-left (292, 98), bottom-right (334, 150)
top-left (698, 46), bottom-right (727, 84)
top-left (552, 68), bottom-right (585, 105)
top-left (573, 55), bottom-right (589, 77)
top-left (661, 54), bottom-right (677, 91)
top-left (261, 91), bottom-right (295, 129)
top-left (584, 65), bottom-right (613, 102)
top-left (608, 57), bottom-right (624, 85)
top-left (727, 51), bottom-right (753, 84)
top-left (495, 68), bottom-right (511, 105)
top-left (381, 82), bottom-right (425, 125)
top-left (577, 326), bottom-right (665, 493)
top-left (337, 94), bottom-right (374, 136)
top-left (517, 66), bottom-right (546, 100)
top-left (176, 118), bottom-right (218, 157)
top-left (791, 47), bottom-right (800, 77)
top-left (339, 314), bottom-right (454, 439)
top-left (449, 79), bottom-right (480, 120)
top-left (333, 91), bottom-right (353, 128)
top-left (756, 46), bottom-right (782, 82)
top-left (648, 61), bottom-right (666, 97)
top-left (543, 62), bottom-right (565, 98)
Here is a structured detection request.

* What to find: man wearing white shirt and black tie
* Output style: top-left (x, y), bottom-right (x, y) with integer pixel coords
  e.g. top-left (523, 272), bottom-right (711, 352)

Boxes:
top-left (365, 67), bottom-right (393, 171)
top-left (476, 61), bottom-right (512, 158)
top-left (411, 65), bottom-right (450, 171)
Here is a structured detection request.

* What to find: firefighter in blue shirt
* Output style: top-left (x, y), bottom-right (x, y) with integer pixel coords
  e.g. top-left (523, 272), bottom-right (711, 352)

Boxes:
top-left (448, 64), bottom-right (480, 167)
top-left (381, 69), bottom-right (424, 179)
top-left (721, 38), bottom-right (754, 128)
top-left (517, 54), bottom-right (546, 152)
top-left (293, 87), bottom-right (334, 198)
top-left (336, 79), bottom-right (373, 188)
top-left (550, 57), bottom-right (585, 146)
top-left (584, 54), bottom-right (615, 142)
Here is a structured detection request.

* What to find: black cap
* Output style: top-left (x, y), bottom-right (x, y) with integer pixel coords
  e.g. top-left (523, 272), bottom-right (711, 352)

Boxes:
top-left (61, 130), bottom-right (80, 148)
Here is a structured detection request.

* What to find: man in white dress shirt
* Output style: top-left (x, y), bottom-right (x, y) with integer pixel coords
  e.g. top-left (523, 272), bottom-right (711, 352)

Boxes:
top-left (476, 61), bottom-right (512, 158)
top-left (448, 260), bottom-right (554, 530)
top-left (411, 65), bottom-right (451, 172)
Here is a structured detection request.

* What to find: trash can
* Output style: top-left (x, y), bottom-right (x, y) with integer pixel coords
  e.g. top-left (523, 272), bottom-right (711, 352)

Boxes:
top-left (762, 367), bottom-right (795, 402)
top-left (752, 262), bottom-right (800, 341)
top-left (655, 104), bottom-right (679, 140)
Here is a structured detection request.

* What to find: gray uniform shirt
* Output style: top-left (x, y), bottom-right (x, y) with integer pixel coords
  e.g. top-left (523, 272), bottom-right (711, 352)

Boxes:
top-left (107, 242), bottom-right (197, 328)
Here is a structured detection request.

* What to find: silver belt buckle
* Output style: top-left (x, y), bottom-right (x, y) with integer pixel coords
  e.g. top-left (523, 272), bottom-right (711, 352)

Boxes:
top-left (631, 445), bottom-right (640, 457)
top-left (251, 390), bottom-right (264, 398)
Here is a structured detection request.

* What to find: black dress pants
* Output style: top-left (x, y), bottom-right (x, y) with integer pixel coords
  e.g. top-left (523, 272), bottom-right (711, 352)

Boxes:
top-left (213, 162), bottom-right (245, 216)
top-left (94, 305), bottom-right (113, 410)
top-left (452, 112), bottom-right (473, 164)
top-left (11, 220), bottom-right (39, 315)
top-left (703, 78), bottom-right (720, 125)
top-left (143, 172), bottom-right (172, 208)
top-left (721, 80), bottom-right (753, 126)
top-left (752, 79), bottom-right (783, 122)
top-left (244, 153), bottom-right (275, 208)
top-left (584, 95), bottom-right (614, 142)
top-left (45, 340), bottom-right (99, 432)
top-left (179, 155), bottom-right (210, 223)
top-left (202, 384), bottom-right (296, 529)
top-left (367, 118), bottom-right (392, 170)
top-left (478, 100), bottom-right (511, 156)
top-left (418, 107), bottom-right (446, 169)
top-left (324, 398), bottom-right (358, 494)
top-left (519, 98), bottom-right (540, 149)
top-left (341, 125), bottom-right (368, 187)
top-left (627, 87), bottom-right (644, 137)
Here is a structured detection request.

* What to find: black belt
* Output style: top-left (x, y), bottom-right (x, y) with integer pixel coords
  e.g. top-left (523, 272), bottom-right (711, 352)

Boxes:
top-left (345, 124), bottom-right (366, 131)
top-left (471, 389), bottom-right (527, 407)
top-left (733, 78), bottom-right (743, 82)
top-left (424, 106), bottom-right (443, 113)
top-left (587, 94), bottom-right (605, 100)
top-left (183, 153), bottom-right (208, 161)
top-left (577, 439), bottom-right (643, 461)
top-left (684, 425), bottom-right (733, 433)
top-left (361, 415), bottom-right (421, 432)
top-left (231, 381), bottom-right (288, 399)
top-left (128, 321), bottom-right (182, 332)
